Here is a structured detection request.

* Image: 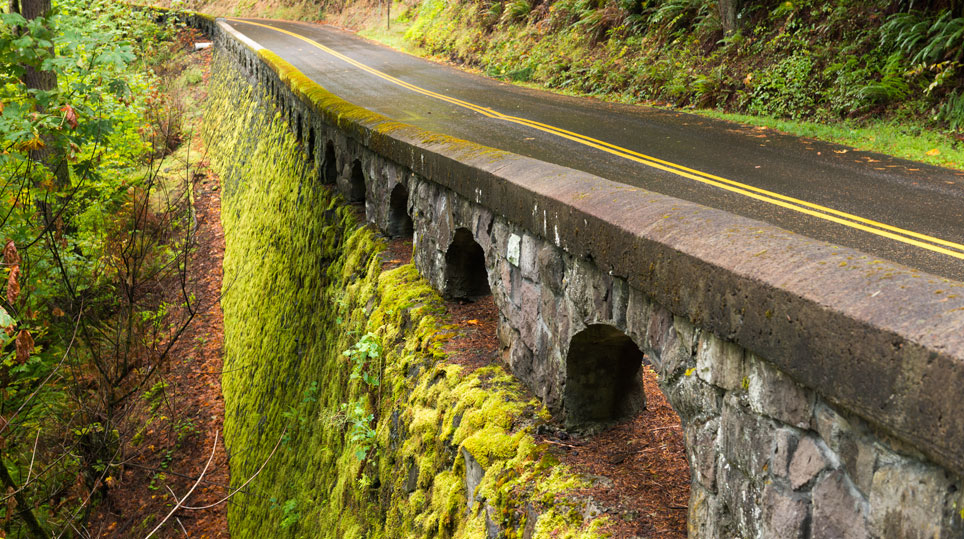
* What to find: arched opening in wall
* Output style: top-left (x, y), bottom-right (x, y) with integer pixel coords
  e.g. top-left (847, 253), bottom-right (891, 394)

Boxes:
top-left (306, 127), bottom-right (316, 160)
top-left (444, 228), bottom-right (490, 299)
top-left (561, 324), bottom-right (690, 536)
top-left (349, 159), bottom-right (366, 203)
top-left (387, 184), bottom-right (414, 238)
top-left (323, 141), bottom-right (337, 184)
top-left (564, 324), bottom-right (644, 430)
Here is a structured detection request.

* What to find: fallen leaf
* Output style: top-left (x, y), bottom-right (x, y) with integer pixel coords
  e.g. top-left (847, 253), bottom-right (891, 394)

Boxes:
top-left (466, 319), bottom-right (479, 325)
top-left (833, 149), bottom-right (848, 154)
top-left (926, 148), bottom-right (940, 156)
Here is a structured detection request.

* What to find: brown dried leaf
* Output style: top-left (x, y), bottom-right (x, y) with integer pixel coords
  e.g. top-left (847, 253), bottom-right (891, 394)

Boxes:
top-left (2, 240), bottom-right (19, 267)
top-left (60, 104), bottom-right (78, 130)
top-left (15, 329), bottom-right (33, 364)
top-left (6, 266), bottom-right (20, 305)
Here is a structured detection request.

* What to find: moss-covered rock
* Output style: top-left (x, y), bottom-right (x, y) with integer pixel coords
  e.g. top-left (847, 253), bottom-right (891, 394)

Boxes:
top-left (204, 51), bottom-right (605, 538)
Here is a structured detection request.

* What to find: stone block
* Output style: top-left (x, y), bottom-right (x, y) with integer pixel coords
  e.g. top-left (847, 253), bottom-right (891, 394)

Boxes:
top-left (685, 417), bottom-right (720, 491)
top-left (789, 436), bottom-right (830, 490)
top-left (611, 277), bottom-right (629, 328)
top-left (771, 427), bottom-right (801, 480)
top-left (536, 245), bottom-right (565, 294)
top-left (655, 327), bottom-right (691, 383)
top-left (667, 370), bottom-right (721, 425)
top-left (812, 402), bottom-right (877, 496)
top-left (695, 332), bottom-right (746, 392)
top-left (761, 483), bottom-right (811, 539)
top-left (717, 461), bottom-right (762, 537)
top-left (520, 234), bottom-right (538, 279)
top-left (869, 462), bottom-right (954, 539)
top-left (719, 394), bottom-right (773, 480)
top-left (747, 354), bottom-right (813, 428)
top-left (624, 287), bottom-right (653, 355)
top-left (506, 233), bottom-right (521, 267)
top-left (813, 470), bottom-right (870, 539)
top-left (463, 448), bottom-right (485, 514)
top-left (687, 484), bottom-right (722, 539)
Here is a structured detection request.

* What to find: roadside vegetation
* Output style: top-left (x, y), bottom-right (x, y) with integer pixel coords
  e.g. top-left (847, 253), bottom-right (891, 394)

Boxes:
top-left (149, 0), bottom-right (964, 168)
top-left (1, 2), bottom-right (224, 536)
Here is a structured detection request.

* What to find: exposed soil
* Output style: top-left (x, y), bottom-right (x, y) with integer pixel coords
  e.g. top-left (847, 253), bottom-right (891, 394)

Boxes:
top-left (86, 151), bottom-right (231, 539)
top-left (542, 365), bottom-right (690, 538)
top-left (86, 32), bottom-right (232, 539)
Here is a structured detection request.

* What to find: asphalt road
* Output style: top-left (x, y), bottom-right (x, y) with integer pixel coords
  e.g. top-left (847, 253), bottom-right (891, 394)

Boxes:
top-left (224, 18), bottom-right (964, 281)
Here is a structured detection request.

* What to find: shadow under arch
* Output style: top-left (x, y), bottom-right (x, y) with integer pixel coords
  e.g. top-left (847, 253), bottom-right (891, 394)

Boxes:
top-left (349, 159), bottom-right (366, 203)
top-left (444, 228), bottom-right (490, 300)
top-left (564, 324), bottom-right (645, 430)
top-left (322, 141), bottom-right (337, 184)
top-left (388, 184), bottom-right (414, 238)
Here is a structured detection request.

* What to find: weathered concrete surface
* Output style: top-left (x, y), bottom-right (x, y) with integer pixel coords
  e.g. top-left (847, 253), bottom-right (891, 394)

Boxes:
top-left (202, 15), bottom-right (964, 537)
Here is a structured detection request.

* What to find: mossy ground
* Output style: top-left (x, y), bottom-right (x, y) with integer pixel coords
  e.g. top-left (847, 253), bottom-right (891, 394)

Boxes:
top-left (203, 51), bottom-right (607, 538)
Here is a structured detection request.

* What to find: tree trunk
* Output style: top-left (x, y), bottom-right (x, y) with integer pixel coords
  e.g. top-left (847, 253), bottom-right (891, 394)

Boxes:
top-left (718, 0), bottom-right (743, 35)
top-left (20, 0), bottom-right (70, 225)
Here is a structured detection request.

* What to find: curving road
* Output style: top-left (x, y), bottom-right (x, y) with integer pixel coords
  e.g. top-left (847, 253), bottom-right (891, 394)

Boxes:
top-left (224, 18), bottom-right (964, 281)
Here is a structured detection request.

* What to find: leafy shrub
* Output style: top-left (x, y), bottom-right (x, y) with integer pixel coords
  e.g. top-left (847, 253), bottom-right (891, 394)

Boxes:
top-left (746, 52), bottom-right (822, 120)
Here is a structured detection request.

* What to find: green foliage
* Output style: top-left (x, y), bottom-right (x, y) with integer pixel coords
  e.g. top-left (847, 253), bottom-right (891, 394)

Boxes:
top-left (746, 52), bottom-right (820, 120)
top-left (0, 1), bottom-right (193, 534)
top-left (399, 0), bottom-right (964, 141)
top-left (881, 9), bottom-right (964, 66)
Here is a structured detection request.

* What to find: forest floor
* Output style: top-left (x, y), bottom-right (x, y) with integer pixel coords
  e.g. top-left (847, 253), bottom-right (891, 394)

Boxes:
top-left (86, 31), bottom-right (233, 539)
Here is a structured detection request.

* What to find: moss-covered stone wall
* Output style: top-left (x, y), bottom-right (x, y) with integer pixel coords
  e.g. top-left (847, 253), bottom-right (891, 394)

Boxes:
top-left (203, 51), bottom-right (606, 538)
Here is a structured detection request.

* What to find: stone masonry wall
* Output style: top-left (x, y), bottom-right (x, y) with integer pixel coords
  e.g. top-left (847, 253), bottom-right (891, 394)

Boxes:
top-left (207, 17), bottom-right (964, 537)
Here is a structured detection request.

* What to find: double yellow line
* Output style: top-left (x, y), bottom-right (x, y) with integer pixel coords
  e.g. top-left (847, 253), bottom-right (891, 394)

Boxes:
top-left (229, 18), bottom-right (964, 261)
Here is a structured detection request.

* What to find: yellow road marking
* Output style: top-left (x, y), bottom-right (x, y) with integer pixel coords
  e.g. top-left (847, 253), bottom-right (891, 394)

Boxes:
top-left (228, 18), bottom-right (964, 261)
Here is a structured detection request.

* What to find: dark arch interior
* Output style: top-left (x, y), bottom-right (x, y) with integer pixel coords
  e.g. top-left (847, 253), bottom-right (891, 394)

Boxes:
top-left (295, 115), bottom-right (302, 142)
top-left (349, 160), bottom-right (366, 203)
top-left (323, 141), bottom-right (337, 184)
top-left (444, 228), bottom-right (490, 300)
top-left (387, 184), bottom-right (414, 238)
top-left (306, 126), bottom-right (315, 158)
top-left (564, 324), bottom-right (645, 430)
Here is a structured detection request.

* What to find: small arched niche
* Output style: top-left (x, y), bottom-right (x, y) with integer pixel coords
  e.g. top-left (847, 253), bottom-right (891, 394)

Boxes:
top-left (564, 324), bottom-right (645, 430)
top-left (323, 141), bottom-right (337, 184)
top-left (306, 126), bottom-right (316, 160)
top-left (444, 228), bottom-right (490, 300)
top-left (387, 184), bottom-right (414, 238)
top-left (349, 159), bottom-right (366, 204)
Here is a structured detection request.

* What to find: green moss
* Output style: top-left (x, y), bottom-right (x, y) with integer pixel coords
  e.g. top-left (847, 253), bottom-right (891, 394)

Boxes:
top-left (204, 49), bottom-right (604, 538)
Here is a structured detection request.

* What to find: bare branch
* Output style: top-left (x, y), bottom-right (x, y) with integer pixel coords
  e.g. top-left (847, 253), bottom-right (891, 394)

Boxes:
top-left (180, 428), bottom-right (286, 511)
top-left (144, 430), bottom-right (219, 539)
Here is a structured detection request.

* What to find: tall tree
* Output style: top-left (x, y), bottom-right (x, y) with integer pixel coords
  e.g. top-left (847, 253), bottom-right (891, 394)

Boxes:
top-left (718, 0), bottom-right (743, 34)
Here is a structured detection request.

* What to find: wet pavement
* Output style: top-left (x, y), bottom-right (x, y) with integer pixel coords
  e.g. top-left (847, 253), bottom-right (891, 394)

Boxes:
top-left (225, 18), bottom-right (964, 281)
